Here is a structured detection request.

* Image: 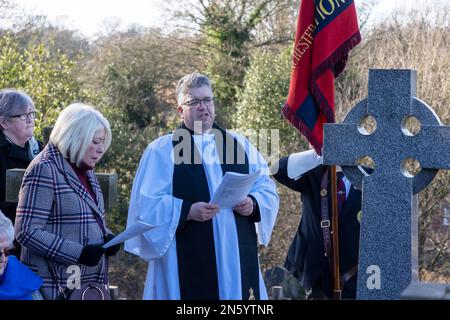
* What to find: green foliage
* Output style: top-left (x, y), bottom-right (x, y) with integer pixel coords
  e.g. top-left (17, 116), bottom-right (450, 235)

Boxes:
top-left (14, 23), bottom-right (91, 60)
top-left (234, 47), bottom-right (307, 153)
top-left (198, 1), bottom-right (272, 127)
top-left (82, 31), bottom-right (197, 130)
top-left (95, 106), bottom-right (164, 230)
top-left (98, 55), bottom-right (171, 129)
top-left (0, 34), bottom-right (90, 139)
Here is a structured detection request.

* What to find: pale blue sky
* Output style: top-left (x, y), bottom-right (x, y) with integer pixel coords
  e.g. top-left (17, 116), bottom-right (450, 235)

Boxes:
top-left (13, 0), bottom-right (167, 36)
top-left (11, 0), bottom-right (448, 38)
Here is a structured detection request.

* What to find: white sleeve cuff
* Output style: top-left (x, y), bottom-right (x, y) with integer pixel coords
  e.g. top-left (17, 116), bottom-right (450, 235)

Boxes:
top-left (287, 149), bottom-right (323, 180)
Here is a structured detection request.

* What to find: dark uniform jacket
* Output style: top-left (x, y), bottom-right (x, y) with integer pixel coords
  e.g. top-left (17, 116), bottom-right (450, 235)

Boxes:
top-left (273, 156), bottom-right (362, 299)
top-left (0, 131), bottom-right (43, 257)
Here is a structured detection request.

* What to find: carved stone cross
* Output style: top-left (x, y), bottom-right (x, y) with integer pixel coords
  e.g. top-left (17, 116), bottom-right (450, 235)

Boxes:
top-left (323, 69), bottom-right (449, 299)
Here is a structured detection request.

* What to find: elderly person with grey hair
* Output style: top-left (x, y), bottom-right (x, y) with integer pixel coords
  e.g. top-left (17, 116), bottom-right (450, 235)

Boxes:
top-left (0, 89), bottom-right (43, 258)
top-left (125, 72), bottom-right (279, 300)
top-left (0, 210), bottom-right (43, 300)
top-left (15, 103), bottom-right (120, 300)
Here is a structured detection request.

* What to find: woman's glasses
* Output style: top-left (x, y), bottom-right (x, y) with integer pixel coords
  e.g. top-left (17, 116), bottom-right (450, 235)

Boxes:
top-left (0, 247), bottom-right (14, 258)
top-left (9, 111), bottom-right (37, 121)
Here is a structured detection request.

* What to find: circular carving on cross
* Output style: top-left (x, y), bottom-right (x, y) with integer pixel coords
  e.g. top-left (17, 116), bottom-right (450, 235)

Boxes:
top-left (401, 116), bottom-right (421, 136)
top-left (340, 98), bottom-right (439, 194)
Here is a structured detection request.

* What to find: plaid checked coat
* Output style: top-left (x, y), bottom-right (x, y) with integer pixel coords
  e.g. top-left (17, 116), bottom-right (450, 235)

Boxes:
top-left (15, 142), bottom-right (111, 300)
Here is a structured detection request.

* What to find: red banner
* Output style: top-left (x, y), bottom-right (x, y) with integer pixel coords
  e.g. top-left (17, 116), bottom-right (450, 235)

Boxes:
top-left (282, 0), bottom-right (361, 155)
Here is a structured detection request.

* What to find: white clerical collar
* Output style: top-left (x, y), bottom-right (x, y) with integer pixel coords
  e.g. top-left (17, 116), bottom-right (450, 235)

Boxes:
top-left (193, 133), bottom-right (215, 149)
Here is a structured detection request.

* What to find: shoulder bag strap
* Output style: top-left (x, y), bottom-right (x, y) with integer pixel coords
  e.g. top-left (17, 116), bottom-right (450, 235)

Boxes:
top-left (320, 167), bottom-right (333, 271)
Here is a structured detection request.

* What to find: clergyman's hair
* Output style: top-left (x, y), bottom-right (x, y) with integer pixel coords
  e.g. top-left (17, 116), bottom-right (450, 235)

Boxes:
top-left (0, 89), bottom-right (35, 125)
top-left (176, 73), bottom-right (212, 105)
top-left (50, 103), bottom-right (111, 166)
top-left (0, 210), bottom-right (14, 246)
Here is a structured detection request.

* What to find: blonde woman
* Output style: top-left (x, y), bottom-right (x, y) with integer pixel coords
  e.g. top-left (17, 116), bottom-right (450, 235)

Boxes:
top-left (15, 103), bottom-right (120, 300)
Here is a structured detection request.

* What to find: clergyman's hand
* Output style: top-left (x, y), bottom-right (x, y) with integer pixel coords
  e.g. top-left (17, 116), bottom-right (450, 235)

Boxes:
top-left (232, 197), bottom-right (253, 216)
top-left (187, 202), bottom-right (219, 222)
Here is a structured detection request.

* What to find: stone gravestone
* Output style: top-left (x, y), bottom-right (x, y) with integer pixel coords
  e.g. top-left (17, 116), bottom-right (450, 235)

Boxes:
top-left (6, 170), bottom-right (117, 211)
top-left (43, 126), bottom-right (53, 146)
top-left (322, 69), bottom-right (450, 299)
top-left (263, 266), bottom-right (306, 300)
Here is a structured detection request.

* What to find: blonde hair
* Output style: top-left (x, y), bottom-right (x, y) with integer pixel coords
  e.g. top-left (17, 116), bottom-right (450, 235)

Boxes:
top-left (50, 103), bottom-right (111, 166)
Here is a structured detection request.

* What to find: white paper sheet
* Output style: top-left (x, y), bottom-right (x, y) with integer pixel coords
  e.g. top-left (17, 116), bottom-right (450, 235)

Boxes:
top-left (209, 170), bottom-right (261, 208)
top-left (103, 220), bottom-right (155, 248)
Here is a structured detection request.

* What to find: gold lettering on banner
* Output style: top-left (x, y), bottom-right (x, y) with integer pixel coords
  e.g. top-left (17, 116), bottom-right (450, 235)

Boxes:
top-left (316, 5), bottom-right (326, 20)
top-left (319, 0), bottom-right (335, 16)
top-left (291, 0), bottom-right (347, 72)
top-left (315, 0), bottom-right (346, 25)
top-left (291, 23), bottom-right (316, 72)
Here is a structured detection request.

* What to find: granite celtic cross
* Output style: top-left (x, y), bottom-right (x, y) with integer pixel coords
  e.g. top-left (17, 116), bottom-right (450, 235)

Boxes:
top-left (323, 69), bottom-right (450, 299)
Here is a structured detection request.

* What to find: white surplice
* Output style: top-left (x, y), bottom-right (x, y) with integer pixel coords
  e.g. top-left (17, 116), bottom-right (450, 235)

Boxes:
top-left (124, 131), bottom-right (279, 300)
